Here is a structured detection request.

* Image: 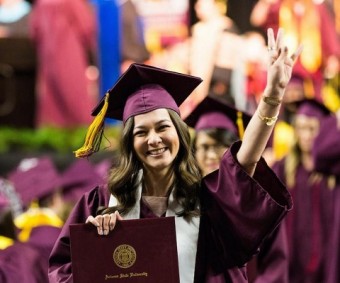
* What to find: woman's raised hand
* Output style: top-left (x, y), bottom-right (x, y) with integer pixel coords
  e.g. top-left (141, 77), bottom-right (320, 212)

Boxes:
top-left (86, 211), bottom-right (123, 235)
top-left (266, 28), bottom-right (303, 96)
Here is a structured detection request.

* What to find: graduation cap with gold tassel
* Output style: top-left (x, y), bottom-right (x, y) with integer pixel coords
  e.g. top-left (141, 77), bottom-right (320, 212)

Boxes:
top-left (74, 63), bottom-right (203, 158)
top-left (74, 93), bottom-right (109, 158)
top-left (184, 96), bottom-right (251, 140)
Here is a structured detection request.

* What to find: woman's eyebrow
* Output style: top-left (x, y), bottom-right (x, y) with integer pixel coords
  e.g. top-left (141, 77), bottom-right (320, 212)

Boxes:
top-left (134, 119), bottom-right (171, 129)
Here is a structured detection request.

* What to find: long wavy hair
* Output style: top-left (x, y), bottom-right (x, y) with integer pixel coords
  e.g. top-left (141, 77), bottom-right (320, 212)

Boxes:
top-left (100, 109), bottom-right (202, 218)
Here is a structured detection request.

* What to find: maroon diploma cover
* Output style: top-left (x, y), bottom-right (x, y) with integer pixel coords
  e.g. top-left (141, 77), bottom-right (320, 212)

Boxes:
top-left (70, 217), bottom-right (180, 283)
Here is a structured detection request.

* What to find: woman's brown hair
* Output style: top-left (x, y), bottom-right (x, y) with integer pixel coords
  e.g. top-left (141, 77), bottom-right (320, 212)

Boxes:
top-left (100, 109), bottom-right (202, 218)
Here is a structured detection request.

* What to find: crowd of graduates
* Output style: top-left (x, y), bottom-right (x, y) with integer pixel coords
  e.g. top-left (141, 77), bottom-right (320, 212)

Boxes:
top-left (0, 157), bottom-right (112, 282)
top-left (0, 155), bottom-right (111, 283)
top-left (0, 0), bottom-right (340, 282)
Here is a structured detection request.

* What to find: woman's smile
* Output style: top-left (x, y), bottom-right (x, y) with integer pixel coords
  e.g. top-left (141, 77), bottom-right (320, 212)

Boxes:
top-left (147, 147), bottom-right (167, 156)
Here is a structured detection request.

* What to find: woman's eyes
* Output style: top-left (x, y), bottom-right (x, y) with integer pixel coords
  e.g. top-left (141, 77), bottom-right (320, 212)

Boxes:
top-left (158, 124), bottom-right (170, 131)
top-left (133, 125), bottom-right (170, 137)
top-left (134, 131), bottom-right (146, 137)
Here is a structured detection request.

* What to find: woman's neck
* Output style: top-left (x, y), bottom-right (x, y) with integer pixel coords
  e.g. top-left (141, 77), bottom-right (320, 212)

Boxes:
top-left (142, 169), bottom-right (174, 197)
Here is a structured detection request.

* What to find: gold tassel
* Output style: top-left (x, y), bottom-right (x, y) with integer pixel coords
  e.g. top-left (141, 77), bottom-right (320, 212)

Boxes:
top-left (74, 93), bottom-right (110, 158)
top-left (236, 111), bottom-right (245, 139)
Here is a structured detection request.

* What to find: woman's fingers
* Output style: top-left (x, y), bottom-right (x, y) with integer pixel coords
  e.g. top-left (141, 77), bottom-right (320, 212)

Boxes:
top-left (267, 28), bottom-right (275, 50)
top-left (275, 28), bottom-right (284, 51)
top-left (109, 211), bottom-right (123, 230)
top-left (265, 27), bottom-right (302, 89)
top-left (109, 213), bottom-right (116, 231)
top-left (279, 46), bottom-right (289, 62)
top-left (95, 215), bottom-right (104, 235)
top-left (267, 27), bottom-right (302, 65)
top-left (267, 28), bottom-right (280, 65)
top-left (86, 215), bottom-right (104, 235)
top-left (86, 212), bottom-right (124, 235)
top-left (116, 211), bottom-right (124, 221)
top-left (102, 214), bottom-right (111, 235)
top-left (267, 27), bottom-right (283, 51)
top-left (291, 44), bottom-right (304, 63)
top-left (86, 215), bottom-right (100, 227)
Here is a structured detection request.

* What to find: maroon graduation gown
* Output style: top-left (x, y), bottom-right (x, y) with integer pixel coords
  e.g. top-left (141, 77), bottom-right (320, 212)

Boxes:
top-left (273, 153), bottom-right (336, 283)
top-left (312, 114), bottom-right (340, 283)
top-left (247, 222), bottom-right (288, 283)
top-left (48, 142), bottom-right (292, 282)
top-left (0, 242), bottom-right (47, 283)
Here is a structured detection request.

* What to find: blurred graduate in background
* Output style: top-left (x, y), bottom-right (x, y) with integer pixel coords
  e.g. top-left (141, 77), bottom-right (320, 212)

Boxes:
top-left (0, 178), bottom-right (46, 283)
top-left (185, 96), bottom-right (289, 283)
top-left (272, 99), bottom-right (339, 282)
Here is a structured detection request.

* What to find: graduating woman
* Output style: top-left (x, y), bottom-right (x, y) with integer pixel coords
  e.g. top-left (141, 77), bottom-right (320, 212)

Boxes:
top-left (49, 28), bottom-right (301, 282)
top-left (273, 99), bottom-right (338, 282)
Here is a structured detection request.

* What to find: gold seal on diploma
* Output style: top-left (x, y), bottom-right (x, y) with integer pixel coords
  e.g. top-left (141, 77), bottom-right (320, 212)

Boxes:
top-left (113, 244), bottom-right (136, 268)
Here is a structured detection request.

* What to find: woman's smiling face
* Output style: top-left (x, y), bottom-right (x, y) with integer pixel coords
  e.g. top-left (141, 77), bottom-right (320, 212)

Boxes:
top-left (133, 108), bottom-right (180, 173)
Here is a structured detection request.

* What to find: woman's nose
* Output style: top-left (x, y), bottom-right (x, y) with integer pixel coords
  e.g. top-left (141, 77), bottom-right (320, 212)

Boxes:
top-left (206, 148), bottom-right (219, 159)
top-left (148, 131), bottom-right (162, 145)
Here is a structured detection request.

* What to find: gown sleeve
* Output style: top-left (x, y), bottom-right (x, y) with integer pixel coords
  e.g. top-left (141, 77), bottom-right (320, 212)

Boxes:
top-left (313, 114), bottom-right (340, 175)
top-left (48, 185), bottom-right (110, 283)
top-left (201, 141), bottom-right (292, 267)
top-left (252, 222), bottom-right (289, 283)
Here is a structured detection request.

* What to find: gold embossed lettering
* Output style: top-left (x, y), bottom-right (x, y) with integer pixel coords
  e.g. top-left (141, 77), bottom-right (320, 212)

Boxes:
top-left (130, 272), bottom-right (148, 277)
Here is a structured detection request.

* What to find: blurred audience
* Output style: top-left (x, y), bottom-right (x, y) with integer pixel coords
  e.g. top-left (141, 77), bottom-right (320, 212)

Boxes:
top-left (242, 30), bottom-right (268, 114)
top-left (0, 0), bottom-right (36, 128)
top-left (29, 0), bottom-right (98, 128)
top-left (324, 0), bottom-right (340, 38)
top-left (0, 0), bottom-right (31, 38)
top-left (119, 0), bottom-right (151, 74)
top-left (250, 0), bottom-right (340, 101)
top-left (159, 0), bottom-right (247, 119)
